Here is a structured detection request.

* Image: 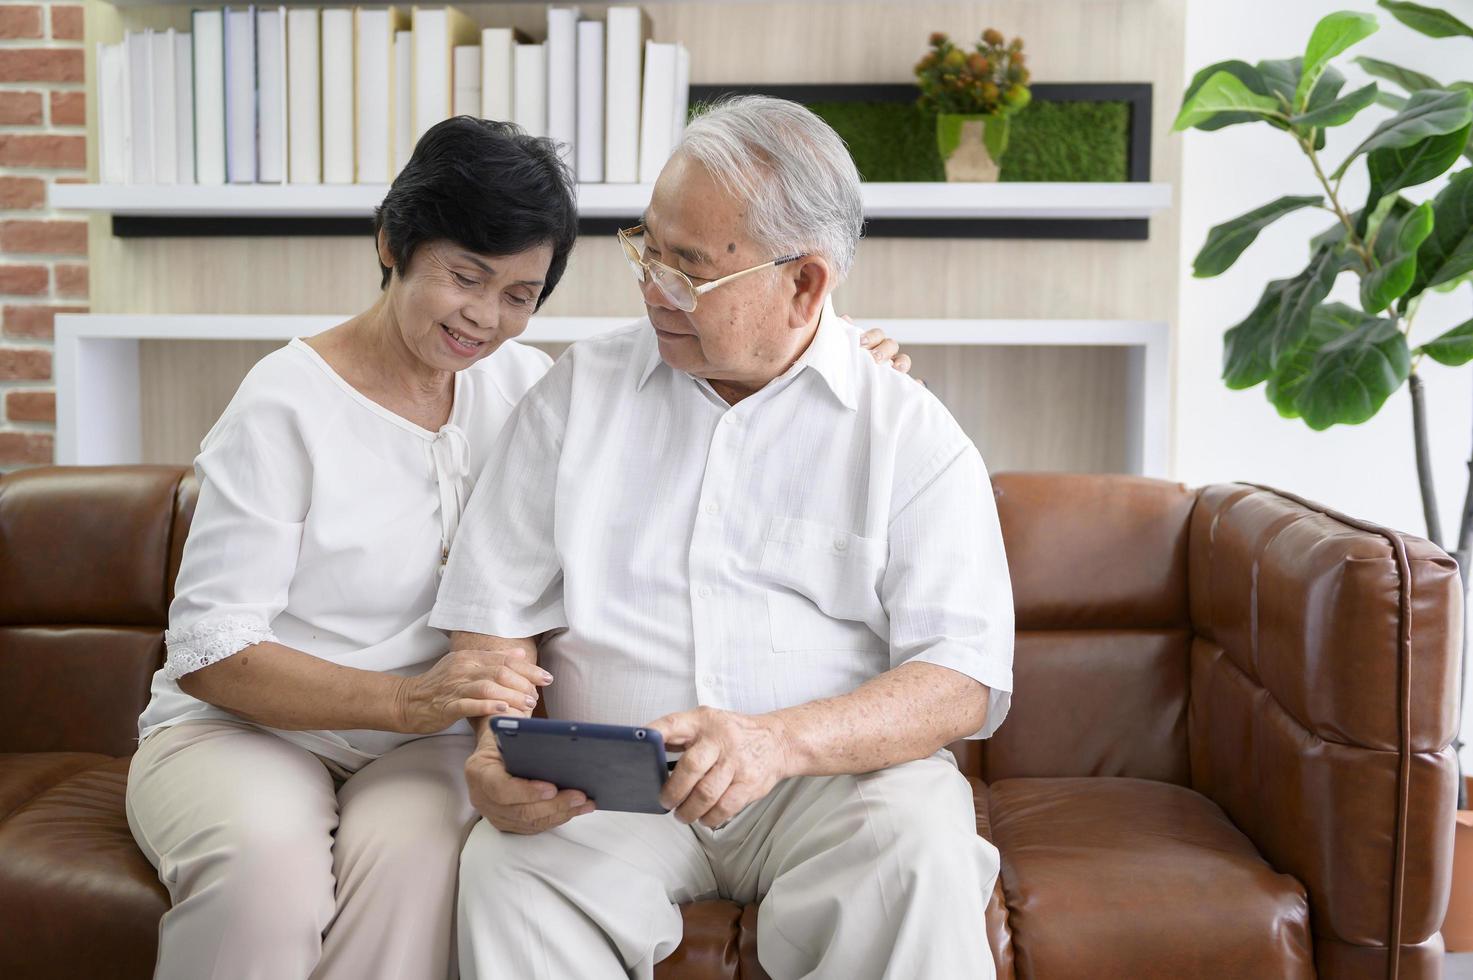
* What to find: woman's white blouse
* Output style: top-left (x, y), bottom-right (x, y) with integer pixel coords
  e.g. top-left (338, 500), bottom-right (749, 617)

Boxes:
top-left (137, 337), bottom-right (552, 766)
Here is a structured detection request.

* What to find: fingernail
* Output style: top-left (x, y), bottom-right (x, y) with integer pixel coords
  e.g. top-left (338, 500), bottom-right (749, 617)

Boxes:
top-left (538, 670), bottom-right (554, 684)
top-left (540, 786), bottom-right (557, 800)
top-left (524, 695), bottom-right (537, 708)
top-left (569, 792), bottom-right (586, 806)
top-left (577, 803), bottom-right (596, 815)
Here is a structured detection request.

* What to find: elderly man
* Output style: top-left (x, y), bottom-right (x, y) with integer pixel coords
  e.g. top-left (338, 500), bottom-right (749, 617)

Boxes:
top-left (430, 96), bottom-right (1014, 979)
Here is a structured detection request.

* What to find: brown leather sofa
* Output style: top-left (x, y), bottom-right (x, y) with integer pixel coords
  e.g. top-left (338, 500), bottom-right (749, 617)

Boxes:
top-left (0, 466), bottom-right (1459, 979)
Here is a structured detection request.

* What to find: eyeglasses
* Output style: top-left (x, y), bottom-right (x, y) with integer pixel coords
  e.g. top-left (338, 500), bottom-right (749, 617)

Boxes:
top-left (616, 224), bottom-right (804, 313)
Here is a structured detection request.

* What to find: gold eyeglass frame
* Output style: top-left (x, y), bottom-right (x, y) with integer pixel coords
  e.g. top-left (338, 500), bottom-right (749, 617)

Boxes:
top-left (617, 224), bottom-right (804, 313)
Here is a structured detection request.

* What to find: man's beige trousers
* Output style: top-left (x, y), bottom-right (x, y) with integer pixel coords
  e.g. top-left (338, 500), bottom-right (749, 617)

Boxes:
top-left (457, 752), bottom-right (998, 979)
top-left (126, 719), bottom-right (477, 980)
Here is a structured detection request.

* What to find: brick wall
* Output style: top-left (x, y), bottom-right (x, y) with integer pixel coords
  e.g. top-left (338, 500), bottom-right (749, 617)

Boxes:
top-left (0, 1), bottom-right (85, 470)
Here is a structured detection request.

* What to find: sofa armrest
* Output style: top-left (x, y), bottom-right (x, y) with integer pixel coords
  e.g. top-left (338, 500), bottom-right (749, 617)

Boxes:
top-left (1188, 483), bottom-right (1461, 976)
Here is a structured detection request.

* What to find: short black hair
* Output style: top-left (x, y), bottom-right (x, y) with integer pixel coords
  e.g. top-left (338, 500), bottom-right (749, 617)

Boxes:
top-left (372, 116), bottom-right (578, 309)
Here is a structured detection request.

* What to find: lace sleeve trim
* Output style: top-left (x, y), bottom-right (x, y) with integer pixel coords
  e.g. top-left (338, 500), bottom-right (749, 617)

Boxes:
top-left (163, 616), bottom-right (277, 681)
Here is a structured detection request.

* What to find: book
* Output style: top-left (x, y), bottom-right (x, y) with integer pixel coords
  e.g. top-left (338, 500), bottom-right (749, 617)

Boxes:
top-left (256, 7), bottom-right (287, 184)
top-left (151, 29), bottom-right (177, 184)
top-left (321, 8), bottom-right (354, 183)
top-left (175, 32), bottom-right (195, 184)
top-left (287, 7), bottom-right (320, 184)
top-left (192, 10), bottom-right (226, 185)
top-left (575, 19), bottom-right (604, 182)
top-left (412, 7), bottom-right (478, 144)
top-left (546, 6), bottom-right (579, 172)
top-left (357, 7), bottom-right (408, 183)
top-left (223, 7), bottom-right (256, 183)
top-left (125, 30), bottom-right (152, 184)
top-left (481, 27), bottom-right (514, 123)
top-left (637, 41), bottom-right (676, 184)
top-left (604, 6), bottom-right (649, 183)
top-left (97, 42), bottom-right (128, 184)
top-left (671, 44), bottom-right (690, 151)
top-left (453, 45), bottom-right (480, 117)
top-left (394, 30), bottom-right (413, 170)
top-left (513, 43), bottom-right (546, 138)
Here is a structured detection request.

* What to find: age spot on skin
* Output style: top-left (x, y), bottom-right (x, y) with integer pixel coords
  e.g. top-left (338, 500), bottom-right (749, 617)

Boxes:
top-left (727, 242), bottom-right (736, 253)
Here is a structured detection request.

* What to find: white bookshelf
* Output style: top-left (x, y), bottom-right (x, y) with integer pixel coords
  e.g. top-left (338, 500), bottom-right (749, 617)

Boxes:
top-left (54, 314), bottom-right (1169, 476)
top-left (51, 181), bottom-right (1173, 222)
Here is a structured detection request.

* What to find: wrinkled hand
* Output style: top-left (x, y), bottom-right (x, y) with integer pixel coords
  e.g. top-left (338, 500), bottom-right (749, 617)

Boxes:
top-left (464, 730), bottom-right (595, 834)
top-left (648, 707), bottom-right (795, 828)
top-left (849, 316), bottom-right (913, 375)
top-left (394, 648), bottom-right (551, 734)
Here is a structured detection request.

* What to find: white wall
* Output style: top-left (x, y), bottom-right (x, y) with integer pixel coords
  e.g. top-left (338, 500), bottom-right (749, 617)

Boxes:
top-left (1179, 0), bottom-right (1473, 766)
top-left (1178, 0), bottom-right (1473, 545)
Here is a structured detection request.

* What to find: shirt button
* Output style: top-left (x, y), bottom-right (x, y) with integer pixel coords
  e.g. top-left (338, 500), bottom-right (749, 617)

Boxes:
top-left (705, 501), bottom-right (720, 515)
top-left (724, 414), bottom-right (741, 426)
top-left (834, 536), bottom-right (849, 551)
top-left (698, 586), bottom-right (713, 599)
top-left (701, 673), bottom-right (718, 687)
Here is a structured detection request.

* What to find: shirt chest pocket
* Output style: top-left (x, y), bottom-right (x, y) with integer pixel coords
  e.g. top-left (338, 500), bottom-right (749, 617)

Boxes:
top-left (759, 516), bottom-right (888, 653)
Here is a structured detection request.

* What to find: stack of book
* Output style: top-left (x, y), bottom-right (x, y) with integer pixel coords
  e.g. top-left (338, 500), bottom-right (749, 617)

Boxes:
top-left (96, 5), bottom-right (690, 186)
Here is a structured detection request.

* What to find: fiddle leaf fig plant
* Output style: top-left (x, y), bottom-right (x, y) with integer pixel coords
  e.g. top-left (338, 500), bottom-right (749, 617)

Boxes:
top-left (1176, 0), bottom-right (1473, 565)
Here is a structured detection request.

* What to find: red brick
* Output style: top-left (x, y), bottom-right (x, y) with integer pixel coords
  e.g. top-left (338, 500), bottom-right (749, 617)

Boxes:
top-left (1, 220), bottom-right (87, 256)
top-left (5, 389), bottom-right (53, 423)
top-left (0, 49), bottom-right (84, 84)
top-left (0, 265), bottom-right (48, 296)
top-left (0, 176), bottom-right (46, 210)
top-left (0, 6), bottom-right (43, 40)
top-left (48, 90), bottom-right (84, 127)
top-left (54, 263), bottom-right (86, 298)
top-left (0, 431), bottom-right (53, 466)
top-left (0, 91), bottom-right (43, 126)
top-left (3, 303), bottom-right (85, 339)
top-left (0, 347), bottom-right (51, 381)
top-left (49, 5), bottom-right (82, 41)
top-left (0, 134), bottom-right (85, 170)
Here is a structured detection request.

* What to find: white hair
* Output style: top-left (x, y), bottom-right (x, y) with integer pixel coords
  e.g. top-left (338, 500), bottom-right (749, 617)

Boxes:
top-left (675, 95), bottom-right (863, 280)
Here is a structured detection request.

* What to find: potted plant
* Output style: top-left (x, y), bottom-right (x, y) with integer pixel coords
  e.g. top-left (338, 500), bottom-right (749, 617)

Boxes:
top-left (1175, 0), bottom-right (1473, 945)
top-left (915, 28), bottom-right (1032, 181)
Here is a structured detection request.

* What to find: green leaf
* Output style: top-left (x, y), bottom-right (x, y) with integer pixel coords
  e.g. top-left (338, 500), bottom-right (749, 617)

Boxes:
top-left (1180, 60), bottom-right (1276, 131)
top-left (1224, 279), bottom-right (1293, 389)
top-left (1274, 245), bottom-right (1355, 364)
top-left (1297, 310), bottom-right (1411, 429)
top-left (1291, 82), bottom-right (1379, 127)
top-left (1364, 121), bottom-right (1473, 222)
top-left (1365, 193), bottom-right (1411, 244)
top-left (1377, 90), bottom-right (1410, 110)
top-left (1222, 246), bottom-right (1350, 389)
top-left (1433, 269), bottom-right (1473, 292)
top-left (1418, 316), bottom-right (1473, 365)
top-left (1266, 304), bottom-right (1360, 417)
top-left (1193, 196), bottom-right (1324, 277)
top-left (1411, 167), bottom-right (1473, 296)
top-left (1361, 200), bottom-right (1435, 312)
top-left (1296, 11), bottom-right (1379, 110)
top-left (1378, 0), bottom-right (1473, 39)
top-left (1353, 55), bottom-right (1442, 93)
top-left (1174, 70), bottom-right (1285, 131)
top-left (1333, 88), bottom-right (1473, 177)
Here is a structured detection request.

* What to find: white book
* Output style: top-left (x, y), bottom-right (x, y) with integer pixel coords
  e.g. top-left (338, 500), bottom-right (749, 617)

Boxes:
top-left (256, 7), bottom-right (287, 184)
top-left (97, 42), bottom-right (128, 184)
top-left (481, 28), bottom-right (514, 122)
top-left (575, 20), bottom-right (604, 182)
top-left (224, 7), bottom-right (257, 183)
top-left (413, 7), bottom-right (477, 144)
top-left (192, 10), bottom-right (226, 185)
top-left (637, 41), bottom-right (676, 184)
top-left (670, 44), bottom-right (690, 150)
top-left (125, 31), bottom-right (152, 184)
top-left (287, 7), bottom-right (320, 184)
top-left (152, 30), bottom-right (177, 184)
top-left (604, 6), bottom-right (648, 183)
top-left (546, 6), bottom-right (579, 172)
top-left (175, 33), bottom-right (195, 184)
top-left (321, 8), bottom-right (354, 183)
top-left (356, 8), bottom-right (406, 183)
top-left (453, 45), bottom-right (480, 117)
top-left (394, 30), bottom-right (414, 170)
top-left (513, 43), bottom-right (546, 138)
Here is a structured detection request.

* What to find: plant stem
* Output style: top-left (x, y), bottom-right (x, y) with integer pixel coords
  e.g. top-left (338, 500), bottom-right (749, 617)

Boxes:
top-left (1410, 371), bottom-right (1445, 549)
top-left (1300, 137), bottom-right (1374, 269)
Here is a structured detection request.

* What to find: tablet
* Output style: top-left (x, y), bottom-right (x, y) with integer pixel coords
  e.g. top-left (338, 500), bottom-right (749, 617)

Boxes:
top-left (491, 717), bottom-right (670, 814)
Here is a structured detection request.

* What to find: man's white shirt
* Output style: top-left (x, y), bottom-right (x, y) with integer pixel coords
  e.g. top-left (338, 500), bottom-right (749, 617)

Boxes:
top-left (431, 302), bottom-right (1015, 738)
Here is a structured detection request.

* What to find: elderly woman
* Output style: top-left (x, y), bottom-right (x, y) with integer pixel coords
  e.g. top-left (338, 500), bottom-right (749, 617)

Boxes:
top-left (124, 115), bottom-right (909, 980)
